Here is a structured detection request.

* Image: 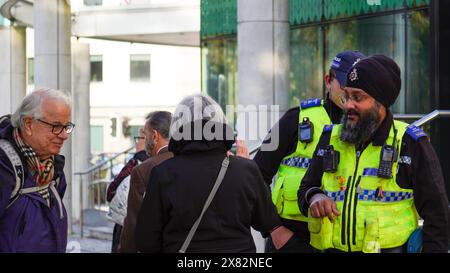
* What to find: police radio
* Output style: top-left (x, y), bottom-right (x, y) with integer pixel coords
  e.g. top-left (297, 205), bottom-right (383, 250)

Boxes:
top-left (323, 145), bottom-right (340, 173)
top-left (299, 117), bottom-right (313, 143)
top-left (377, 125), bottom-right (398, 178)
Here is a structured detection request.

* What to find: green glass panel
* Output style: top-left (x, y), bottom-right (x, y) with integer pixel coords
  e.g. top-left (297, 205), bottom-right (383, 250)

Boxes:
top-left (201, 38), bottom-right (237, 125)
top-left (407, 0), bottom-right (415, 6)
top-left (406, 9), bottom-right (430, 114)
top-left (201, 0), bottom-right (237, 38)
top-left (323, 12), bottom-right (431, 115)
top-left (290, 26), bottom-right (324, 107)
top-left (201, 0), bottom-right (430, 37)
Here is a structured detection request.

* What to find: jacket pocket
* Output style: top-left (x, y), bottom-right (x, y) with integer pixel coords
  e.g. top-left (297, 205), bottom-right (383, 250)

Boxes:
top-left (362, 217), bottom-right (380, 253)
top-left (271, 176), bottom-right (284, 215)
top-left (308, 211), bottom-right (333, 250)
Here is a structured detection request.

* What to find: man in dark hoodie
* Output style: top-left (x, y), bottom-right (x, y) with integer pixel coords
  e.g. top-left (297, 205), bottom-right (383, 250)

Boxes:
top-left (0, 88), bottom-right (73, 253)
top-left (135, 94), bottom-right (281, 253)
top-left (254, 50), bottom-right (365, 252)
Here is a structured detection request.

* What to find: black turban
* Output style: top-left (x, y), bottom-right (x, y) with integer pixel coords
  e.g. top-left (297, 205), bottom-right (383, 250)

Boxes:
top-left (346, 54), bottom-right (401, 108)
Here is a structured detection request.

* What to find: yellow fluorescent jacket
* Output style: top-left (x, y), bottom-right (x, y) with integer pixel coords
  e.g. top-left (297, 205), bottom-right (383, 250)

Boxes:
top-left (272, 99), bottom-right (331, 222)
top-left (309, 120), bottom-right (419, 252)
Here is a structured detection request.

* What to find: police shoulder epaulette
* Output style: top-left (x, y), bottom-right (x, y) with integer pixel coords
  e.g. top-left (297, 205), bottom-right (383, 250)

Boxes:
top-left (300, 98), bottom-right (322, 110)
top-left (322, 124), bottom-right (333, 133)
top-left (405, 125), bottom-right (427, 141)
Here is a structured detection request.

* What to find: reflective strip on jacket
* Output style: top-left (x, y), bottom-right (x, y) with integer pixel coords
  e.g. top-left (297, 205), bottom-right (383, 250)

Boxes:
top-left (272, 99), bottom-right (331, 221)
top-left (309, 120), bottom-right (418, 252)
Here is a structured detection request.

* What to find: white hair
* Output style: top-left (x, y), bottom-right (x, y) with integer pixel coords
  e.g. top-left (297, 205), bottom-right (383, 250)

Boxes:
top-left (11, 88), bottom-right (71, 129)
top-left (171, 93), bottom-right (227, 130)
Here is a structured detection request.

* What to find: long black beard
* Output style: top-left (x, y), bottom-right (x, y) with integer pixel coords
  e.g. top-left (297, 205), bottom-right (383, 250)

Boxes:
top-left (340, 104), bottom-right (381, 145)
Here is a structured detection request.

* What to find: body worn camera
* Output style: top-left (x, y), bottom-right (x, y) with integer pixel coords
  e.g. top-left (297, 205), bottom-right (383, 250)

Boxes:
top-left (377, 144), bottom-right (397, 178)
top-left (299, 117), bottom-right (314, 143)
top-left (323, 145), bottom-right (340, 173)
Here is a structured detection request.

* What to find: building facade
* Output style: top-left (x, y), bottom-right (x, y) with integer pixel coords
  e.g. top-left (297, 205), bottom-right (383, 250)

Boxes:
top-left (26, 32), bottom-right (201, 155)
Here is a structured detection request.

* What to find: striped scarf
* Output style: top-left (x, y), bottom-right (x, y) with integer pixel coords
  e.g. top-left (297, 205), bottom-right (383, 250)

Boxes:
top-left (13, 128), bottom-right (55, 187)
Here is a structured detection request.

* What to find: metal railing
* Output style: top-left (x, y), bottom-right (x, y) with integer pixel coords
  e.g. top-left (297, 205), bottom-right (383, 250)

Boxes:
top-left (74, 146), bottom-right (134, 238)
top-left (410, 110), bottom-right (450, 127)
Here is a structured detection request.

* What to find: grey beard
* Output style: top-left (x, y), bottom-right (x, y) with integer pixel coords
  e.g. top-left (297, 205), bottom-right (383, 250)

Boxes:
top-left (340, 106), bottom-right (381, 145)
top-left (145, 141), bottom-right (154, 156)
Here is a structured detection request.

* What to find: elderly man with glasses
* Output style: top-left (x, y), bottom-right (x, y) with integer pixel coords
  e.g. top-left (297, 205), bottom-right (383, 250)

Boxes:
top-left (0, 88), bottom-right (74, 253)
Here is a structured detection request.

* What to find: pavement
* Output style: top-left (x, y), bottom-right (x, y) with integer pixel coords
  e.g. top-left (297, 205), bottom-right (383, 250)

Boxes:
top-left (67, 234), bottom-right (112, 253)
top-left (67, 209), bottom-right (114, 253)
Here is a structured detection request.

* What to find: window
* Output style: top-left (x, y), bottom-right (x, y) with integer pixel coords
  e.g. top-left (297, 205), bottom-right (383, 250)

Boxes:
top-left (27, 58), bottom-right (34, 85)
top-left (130, 54), bottom-right (151, 81)
top-left (90, 55), bottom-right (103, 82)
top-left (130, 126), bottom-right (142, 140)
top-left (90, 126), bottom-right (104, 153)
top-left (84, 0), bottom-right (102, 6)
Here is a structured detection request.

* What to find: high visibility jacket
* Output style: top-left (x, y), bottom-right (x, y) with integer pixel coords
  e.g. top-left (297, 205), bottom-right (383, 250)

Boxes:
top-left (272, 99), bottom-right (331, 221)
top-left (309, 120), bottom-right (419, 252)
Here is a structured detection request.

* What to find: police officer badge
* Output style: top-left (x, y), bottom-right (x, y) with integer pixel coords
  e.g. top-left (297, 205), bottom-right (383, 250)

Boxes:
top-left (349, 68), bottom-right (358, 82)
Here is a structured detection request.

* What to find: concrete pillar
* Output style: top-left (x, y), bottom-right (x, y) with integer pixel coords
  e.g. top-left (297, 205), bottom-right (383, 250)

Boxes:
top-left (0, 26), bottom-right (26, 116)
top-left (236, 0), bottom-right (290, 145)
top-left (71, 41), bottom-right (90, 223)
top-left (33, 0), bottom-right (73, 233)
top-left (237, 0), bottom-right (290, 253)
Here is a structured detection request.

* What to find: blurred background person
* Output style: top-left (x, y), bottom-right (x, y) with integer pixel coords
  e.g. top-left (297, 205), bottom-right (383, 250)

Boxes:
top-left (106, 127), bottom-right (149, 253)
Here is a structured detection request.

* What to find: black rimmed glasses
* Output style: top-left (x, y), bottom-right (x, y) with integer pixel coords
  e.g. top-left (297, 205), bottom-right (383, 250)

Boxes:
top-left (134, 136), bottom-right (145, 143)
top-left (36, 119), bottom-right (75, 135)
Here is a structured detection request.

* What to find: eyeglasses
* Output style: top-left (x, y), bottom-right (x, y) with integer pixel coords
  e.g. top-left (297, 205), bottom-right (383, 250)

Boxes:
top-left (134, 136), bottom-right (145, 143)
top-left (342, 92), bottom-right (370, 104)
top-left (36, 119), bottom-right (75, 135)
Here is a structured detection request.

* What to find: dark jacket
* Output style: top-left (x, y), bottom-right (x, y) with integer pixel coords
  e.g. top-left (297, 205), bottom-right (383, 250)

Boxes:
top-left (135, 120), bottom-right (281, 253)
top-left (106, 150), bottom-right (149, 202)
top-left (119, 146), bottom-right (173, 253)
top-left (253, 98), bottom-right (342, 237)
top-left (298, 111), bottom-right (450, 252)
top-left (0, 116), bottom-right (68, 253)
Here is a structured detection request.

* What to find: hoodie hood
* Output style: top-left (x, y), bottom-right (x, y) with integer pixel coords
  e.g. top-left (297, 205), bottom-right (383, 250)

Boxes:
top-left (168, 119), bottom-right (235, 155)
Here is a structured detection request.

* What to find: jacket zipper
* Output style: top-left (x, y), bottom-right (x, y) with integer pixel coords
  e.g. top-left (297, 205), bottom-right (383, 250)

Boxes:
top-left (346, 150), bottom-right (361, 252)
top-left (340, 176), bottom-right (352, 245)
top-left (352, 176), bottom-right (362, 245)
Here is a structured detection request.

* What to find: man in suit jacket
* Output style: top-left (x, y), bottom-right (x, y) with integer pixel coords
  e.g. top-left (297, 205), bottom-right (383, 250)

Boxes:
top-left (119, 111), bottom-right (173, 253)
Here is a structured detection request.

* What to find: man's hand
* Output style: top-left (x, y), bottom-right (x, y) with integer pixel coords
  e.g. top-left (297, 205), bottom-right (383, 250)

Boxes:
top-left (309, 193), bottom-right (340, 222)
top-left (227, 139), bottom-right (250, 158)
top-left (235, 139), bottom-right (249, 158)
top-left (270, 225), bottom-right (294, 250)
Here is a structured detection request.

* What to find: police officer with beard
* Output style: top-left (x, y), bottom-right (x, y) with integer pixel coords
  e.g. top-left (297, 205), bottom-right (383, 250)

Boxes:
top-left (255, 51), bottom-right (365, 253)
top-left (298, 54), bottom-right (449, 253)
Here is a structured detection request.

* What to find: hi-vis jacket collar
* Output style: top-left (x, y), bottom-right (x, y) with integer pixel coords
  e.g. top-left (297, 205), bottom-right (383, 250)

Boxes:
top-left (369, 110), bottom-right (393, 146)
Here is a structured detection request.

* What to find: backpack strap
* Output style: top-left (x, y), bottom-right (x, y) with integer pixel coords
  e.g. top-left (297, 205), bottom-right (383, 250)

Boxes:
top-left (0, 140), bottom-right (64, 218)
top-left (179, 156), bottom-right (230, 253)
top-left (0, 139), bottom-right (25, 208)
